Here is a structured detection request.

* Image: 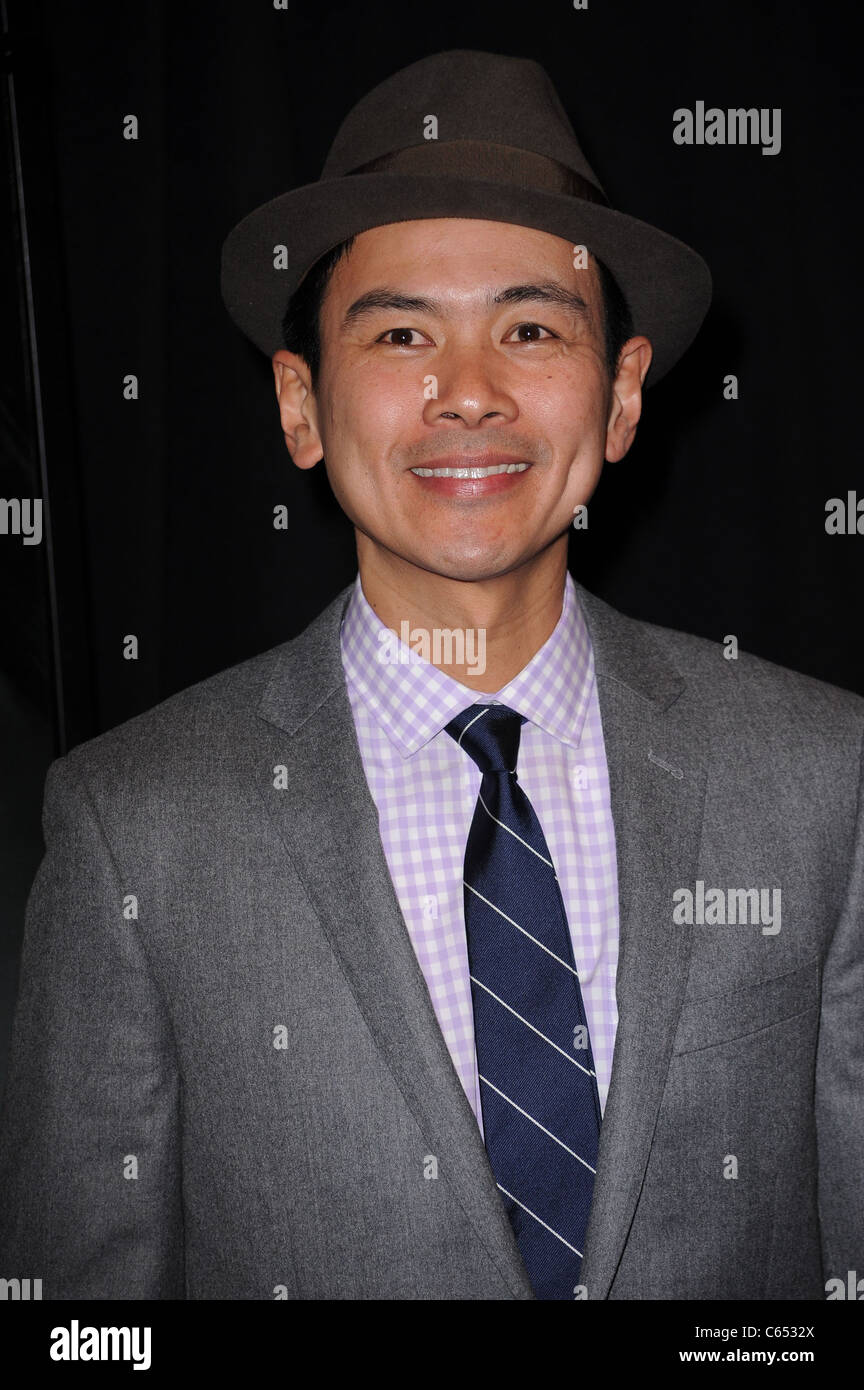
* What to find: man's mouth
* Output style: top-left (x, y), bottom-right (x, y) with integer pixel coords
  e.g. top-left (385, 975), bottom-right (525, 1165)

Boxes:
top-left (406, 456), bottom-right (534, 499)
top-left (409, 462), bottom-right (531, 478)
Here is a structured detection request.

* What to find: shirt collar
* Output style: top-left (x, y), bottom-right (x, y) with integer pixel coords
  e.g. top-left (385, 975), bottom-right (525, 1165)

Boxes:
top-left (340, 570), bottom-right (595, 758)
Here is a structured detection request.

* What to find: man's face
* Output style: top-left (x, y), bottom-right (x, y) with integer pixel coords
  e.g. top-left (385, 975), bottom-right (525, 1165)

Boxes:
top-left (277, 218), bottom-right (648, 583)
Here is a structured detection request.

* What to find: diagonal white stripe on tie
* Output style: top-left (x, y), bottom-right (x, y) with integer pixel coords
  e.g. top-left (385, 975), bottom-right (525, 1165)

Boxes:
top-left (469, 975), bottom-right (597, 1078)
top-left (496, 1185), bottom-right (583, 1258)
top-left (479, 1074), bottom-right (597, 1173)
top-left (464, 881), bottom-right (580, 976)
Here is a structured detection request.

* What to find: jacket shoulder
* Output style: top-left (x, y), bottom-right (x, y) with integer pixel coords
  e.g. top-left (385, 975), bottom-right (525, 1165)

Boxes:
top-left (60, 584), bottom-right (353, 789)
top-left (636, 609), bottom-right (864, 735)
top-left (69, 641), bottom-right (287, 773)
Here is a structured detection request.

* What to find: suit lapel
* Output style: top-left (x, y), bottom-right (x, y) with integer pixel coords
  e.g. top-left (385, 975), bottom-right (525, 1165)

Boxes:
top-left (574, 583), bottom-right (705, 1298)
top-left (254, 585), bottom-right (534, 1299)
top-left (253, 578), bottom-right (705, 1301)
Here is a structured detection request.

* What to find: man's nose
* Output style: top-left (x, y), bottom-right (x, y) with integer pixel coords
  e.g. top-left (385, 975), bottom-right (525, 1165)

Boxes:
top-left (422, 342), bottom-right (518, 427)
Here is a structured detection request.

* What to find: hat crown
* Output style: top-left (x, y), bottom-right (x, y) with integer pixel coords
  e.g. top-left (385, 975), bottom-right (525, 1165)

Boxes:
top-left (220, 48), bottom-right (713, 384)
top-left (321, 49), bottom-right (604, 195)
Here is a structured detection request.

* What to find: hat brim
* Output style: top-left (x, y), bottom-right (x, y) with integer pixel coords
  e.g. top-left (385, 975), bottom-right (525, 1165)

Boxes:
top-left (220, 172), bottom-right (712, 385)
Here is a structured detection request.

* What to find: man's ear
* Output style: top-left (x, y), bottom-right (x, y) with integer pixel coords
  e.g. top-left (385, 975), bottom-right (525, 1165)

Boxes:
top-left (271, 349), bottom-right (324, 470)
top-left (605, 337), bottom-right (653, 463)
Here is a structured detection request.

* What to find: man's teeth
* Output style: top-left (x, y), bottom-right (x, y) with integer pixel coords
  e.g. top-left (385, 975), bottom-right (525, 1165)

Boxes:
top-left (410, 463), bottom-right (531, 478)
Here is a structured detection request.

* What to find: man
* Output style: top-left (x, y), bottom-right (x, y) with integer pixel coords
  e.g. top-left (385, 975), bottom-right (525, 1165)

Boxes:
top-left (0, 49), bottom-right (862, 1300)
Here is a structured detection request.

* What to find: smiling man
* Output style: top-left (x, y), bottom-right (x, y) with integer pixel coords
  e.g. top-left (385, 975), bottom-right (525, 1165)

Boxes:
top-left (0, 50), bottom-right (862, 1302)
top-left (273, 219), bottom-right (650, 696)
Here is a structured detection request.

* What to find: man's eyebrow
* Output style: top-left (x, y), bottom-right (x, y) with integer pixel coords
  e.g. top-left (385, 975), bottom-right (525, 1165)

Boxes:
top-left (340, 281), bottom-right (592, 332)
top-left (341, 290), bottom-right (436, 330)
top-left (492, 282), bottom-right (591, 320)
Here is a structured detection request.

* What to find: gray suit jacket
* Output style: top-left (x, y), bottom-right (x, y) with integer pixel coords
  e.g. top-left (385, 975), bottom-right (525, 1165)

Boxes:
top-left (1, 580), bottom-right (863, 1299)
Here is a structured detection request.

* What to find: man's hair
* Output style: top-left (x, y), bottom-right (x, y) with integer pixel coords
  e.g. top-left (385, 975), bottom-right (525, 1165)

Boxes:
top-left (281, 233), bottom-right (634, 389)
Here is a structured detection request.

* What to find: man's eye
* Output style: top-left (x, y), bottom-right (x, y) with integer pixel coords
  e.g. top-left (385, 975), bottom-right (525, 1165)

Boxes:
top-left (377, 328), bottom-right (428, 346)
top-left (506, 322), bottom-right (557, 342)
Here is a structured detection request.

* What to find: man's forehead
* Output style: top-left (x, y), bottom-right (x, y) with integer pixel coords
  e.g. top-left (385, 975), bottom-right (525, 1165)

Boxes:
top-left (327, 217), bottom-right (602, 304)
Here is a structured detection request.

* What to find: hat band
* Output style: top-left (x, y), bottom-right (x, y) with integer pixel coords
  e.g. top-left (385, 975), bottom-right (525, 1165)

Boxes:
top-left (345, 139), bottom-right (609, 206)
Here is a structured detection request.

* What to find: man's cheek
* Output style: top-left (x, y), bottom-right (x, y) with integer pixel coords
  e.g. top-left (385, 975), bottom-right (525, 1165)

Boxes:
top-left (338, 386), bottom-right (402, 442)
top-left (373, 390), bottom-right (418, 432)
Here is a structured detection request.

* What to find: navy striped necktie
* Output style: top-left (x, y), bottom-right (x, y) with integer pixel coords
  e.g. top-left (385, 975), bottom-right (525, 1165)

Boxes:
top-left (445, 702), bottom-right (602, 1300)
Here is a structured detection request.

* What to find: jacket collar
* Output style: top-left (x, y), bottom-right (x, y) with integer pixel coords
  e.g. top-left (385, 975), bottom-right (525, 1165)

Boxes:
top-left (259, 576), bottom-right (686, 738)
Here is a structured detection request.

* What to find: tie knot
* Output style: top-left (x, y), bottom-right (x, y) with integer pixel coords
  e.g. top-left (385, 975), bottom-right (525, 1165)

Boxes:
top-left (444, 703), bottom-right (526, 775)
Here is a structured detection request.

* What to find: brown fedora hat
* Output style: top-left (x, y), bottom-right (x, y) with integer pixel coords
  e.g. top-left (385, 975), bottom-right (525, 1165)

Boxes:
top-left (220, 49), bottom-right (711, 385)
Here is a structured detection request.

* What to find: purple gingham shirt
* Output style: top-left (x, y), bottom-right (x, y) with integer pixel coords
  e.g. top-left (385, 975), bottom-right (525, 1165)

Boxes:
top-left (340, 570), bottom-right (620, 1123)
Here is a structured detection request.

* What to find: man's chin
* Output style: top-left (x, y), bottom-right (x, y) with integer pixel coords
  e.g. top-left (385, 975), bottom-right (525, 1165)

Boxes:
top-left (357, 528), bottom-right (558, 586)
top-left (403, 549), bottom-right (539, 586)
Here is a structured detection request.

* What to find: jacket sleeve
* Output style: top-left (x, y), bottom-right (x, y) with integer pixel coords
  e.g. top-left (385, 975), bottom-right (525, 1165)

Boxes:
top-left (0, 754), bottom-right (184, 1298)
top-left (815, 719), bottom-right (864, 1285)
